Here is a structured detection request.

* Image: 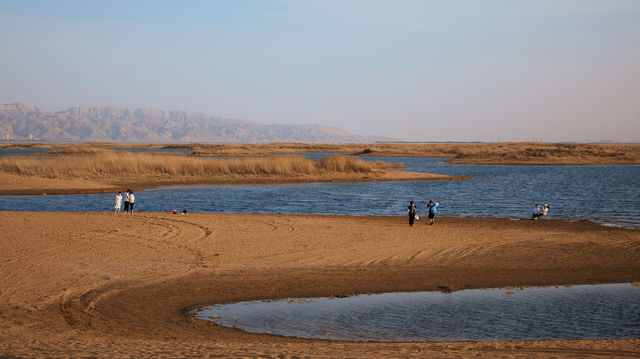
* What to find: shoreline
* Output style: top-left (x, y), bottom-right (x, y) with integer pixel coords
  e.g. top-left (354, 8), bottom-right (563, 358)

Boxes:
top-left (1, 213), bottom-right (639, 357)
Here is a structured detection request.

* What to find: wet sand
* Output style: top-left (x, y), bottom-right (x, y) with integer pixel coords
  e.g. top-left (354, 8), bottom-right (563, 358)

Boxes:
top-left (1, 212), bottom-right (639, 358)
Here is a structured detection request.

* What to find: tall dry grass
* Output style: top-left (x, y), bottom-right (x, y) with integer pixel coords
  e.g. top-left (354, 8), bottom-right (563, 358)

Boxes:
top-left (0, 150), bottom-right (390, 179)
top-left (5, 142), bottom-right (637, 166)
top-left (47, 144), bottom-right (107, 155)
top-left (447, 143), bottom-right (640, 163)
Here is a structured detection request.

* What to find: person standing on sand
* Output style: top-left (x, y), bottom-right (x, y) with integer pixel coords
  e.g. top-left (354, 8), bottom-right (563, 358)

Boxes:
top-left (114, 192), bottom-right (122, 214)
top-left (407, 201), bottom-right (417, 226)
top-left (123, 189), bottom-right (131, 213)
top-left (427, 198), bottom-right (438, 225)
top-left (128, 190), bottom-right (135, 215)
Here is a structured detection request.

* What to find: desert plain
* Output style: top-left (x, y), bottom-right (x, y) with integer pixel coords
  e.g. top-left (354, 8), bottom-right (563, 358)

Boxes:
top-left (1, 142), bottom-right (640, 358)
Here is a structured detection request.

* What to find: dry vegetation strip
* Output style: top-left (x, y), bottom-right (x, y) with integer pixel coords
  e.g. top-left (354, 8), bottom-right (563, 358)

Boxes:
top-left (171, 142), bottom-right (640, 164)
top-left (0, 147), bottom-right (400, 179)
top-left (2, 142), bottom-right (638, 165)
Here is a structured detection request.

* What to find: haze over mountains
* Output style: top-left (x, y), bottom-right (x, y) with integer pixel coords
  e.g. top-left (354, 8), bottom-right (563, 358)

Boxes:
top-left (0, 104), bottom-right (382, 143)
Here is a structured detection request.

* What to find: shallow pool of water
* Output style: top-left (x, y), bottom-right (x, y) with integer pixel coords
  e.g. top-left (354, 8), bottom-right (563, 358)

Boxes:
top-left (195, 284), bottom-right (640, 342)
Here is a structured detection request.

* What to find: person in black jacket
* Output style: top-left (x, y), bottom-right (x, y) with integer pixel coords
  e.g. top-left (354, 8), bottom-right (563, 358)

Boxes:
top-left (407, 201), bottom-right (417, 226)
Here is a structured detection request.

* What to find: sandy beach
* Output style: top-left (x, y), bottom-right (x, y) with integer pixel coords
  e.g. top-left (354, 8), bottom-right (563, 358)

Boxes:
top-left (1, 212), bottom-right (639, 358)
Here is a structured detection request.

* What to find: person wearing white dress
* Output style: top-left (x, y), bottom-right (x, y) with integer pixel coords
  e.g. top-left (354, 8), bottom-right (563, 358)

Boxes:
top-left (114, 192), bottom-right (122, 214)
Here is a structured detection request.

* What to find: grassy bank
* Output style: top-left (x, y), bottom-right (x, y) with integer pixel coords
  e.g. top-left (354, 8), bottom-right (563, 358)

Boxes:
top-left (0, 148), bottom-right (399, 179)
top-left (1, 146), bottom-right (462, 195)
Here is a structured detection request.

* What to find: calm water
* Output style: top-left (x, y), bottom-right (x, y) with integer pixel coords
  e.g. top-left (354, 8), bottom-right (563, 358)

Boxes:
top-left (0, 147), bottom-right (190, 155)
top-left (110, 147), bottom-right (193, 154)
top-left (0, 148), bottom-right (58, 156)
top-left (0, 157), bottom-right (638, 229)
top-left (195, 284), bottom-right (640, 342)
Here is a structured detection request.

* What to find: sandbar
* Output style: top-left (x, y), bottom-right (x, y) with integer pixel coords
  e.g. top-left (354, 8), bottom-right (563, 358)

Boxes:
top-left (0, 170), bottom-right (465, 196)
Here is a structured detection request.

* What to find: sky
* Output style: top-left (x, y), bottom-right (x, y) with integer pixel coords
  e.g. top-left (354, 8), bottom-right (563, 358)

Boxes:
top-left (1, 0), bottom-right (639, 142)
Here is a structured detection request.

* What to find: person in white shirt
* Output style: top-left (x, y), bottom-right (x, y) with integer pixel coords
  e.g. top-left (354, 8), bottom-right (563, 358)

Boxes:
top-left (123, 189), bottom-right (131, 213)
top-left (541, 204), bottom-right (550, 217)
top-left (114, 192), bottom-right (122, 214)
top-left (128, 190), bottom-right (136, 215)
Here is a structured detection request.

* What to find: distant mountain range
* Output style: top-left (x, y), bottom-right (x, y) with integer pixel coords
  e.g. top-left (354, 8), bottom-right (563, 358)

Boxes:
top-left (0, 104), bottom-right (383, 143)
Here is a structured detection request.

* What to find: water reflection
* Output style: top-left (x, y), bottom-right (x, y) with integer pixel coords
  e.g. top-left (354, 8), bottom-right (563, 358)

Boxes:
top-left (195, 284), bottom-right (640, 342)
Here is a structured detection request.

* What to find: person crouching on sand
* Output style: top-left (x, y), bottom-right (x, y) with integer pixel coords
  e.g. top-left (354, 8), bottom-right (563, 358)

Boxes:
top-left (407, 201), bottom-right (417, 226)
top-left (114, 192), bottom-right (122, 215)
top-left (531, 204), bottom-right (542, 220)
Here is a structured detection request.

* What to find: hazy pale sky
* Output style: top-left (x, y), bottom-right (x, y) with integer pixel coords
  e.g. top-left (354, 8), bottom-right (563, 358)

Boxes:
top-left (1, 0), bottom-right (639, 142)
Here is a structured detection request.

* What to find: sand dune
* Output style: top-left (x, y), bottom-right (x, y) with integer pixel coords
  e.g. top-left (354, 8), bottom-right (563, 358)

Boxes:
top-left (1, 212), bottom-right (639, 357)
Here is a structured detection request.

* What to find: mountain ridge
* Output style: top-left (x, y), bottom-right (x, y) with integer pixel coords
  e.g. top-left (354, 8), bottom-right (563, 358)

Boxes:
top-left (0, 103), bottom-right (383, 143)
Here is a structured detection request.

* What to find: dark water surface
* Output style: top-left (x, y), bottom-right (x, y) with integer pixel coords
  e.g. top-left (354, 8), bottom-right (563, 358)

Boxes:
top-left (0, 148), bottom-right (59, 156)
top-left (0, 147), bottom-right (190, 155)
top-left (0, 157), bottom-right (638, 229)
top-left (110, 147), bottom-right (193, 154)
top-left (195, 284), bottom-right (640, 342)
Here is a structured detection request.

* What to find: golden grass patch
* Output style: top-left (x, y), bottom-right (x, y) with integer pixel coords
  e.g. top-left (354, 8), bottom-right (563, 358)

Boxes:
top-left (0, 150), bottom-right (394, 180)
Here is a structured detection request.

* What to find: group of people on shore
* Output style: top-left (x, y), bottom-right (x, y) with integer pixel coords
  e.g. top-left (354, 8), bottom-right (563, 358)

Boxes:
top-left (114, 189), bottom-right (135, 215)
top-left (531, 203), bottom-right (550, 220)
top-left (110, 191), bottom-right (547, 222)
top-left (408, 199), bottom-right (550, 225)
top-left (407, 199), bottom-right (439, 226)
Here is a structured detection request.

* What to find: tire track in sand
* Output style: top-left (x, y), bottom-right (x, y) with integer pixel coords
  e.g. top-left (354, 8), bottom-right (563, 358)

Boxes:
top-left (57, 214), bottom-right (217, 333)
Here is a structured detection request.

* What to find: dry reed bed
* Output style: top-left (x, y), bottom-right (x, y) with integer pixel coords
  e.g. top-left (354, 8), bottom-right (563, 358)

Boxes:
top-left (178, 142), bottom-right (640, 164)
top-left (0, 150), bottom-right (399, 179)
top-left (4, 142), bottom-right (639, 164)
top-left (446, 143), bottom-right (640, 164)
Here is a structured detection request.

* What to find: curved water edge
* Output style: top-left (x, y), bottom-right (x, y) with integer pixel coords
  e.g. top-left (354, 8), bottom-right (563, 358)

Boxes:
top-left (193, 283), bottom-right (640, 342)
top-left (0, 157), bottom-right (638, 229)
